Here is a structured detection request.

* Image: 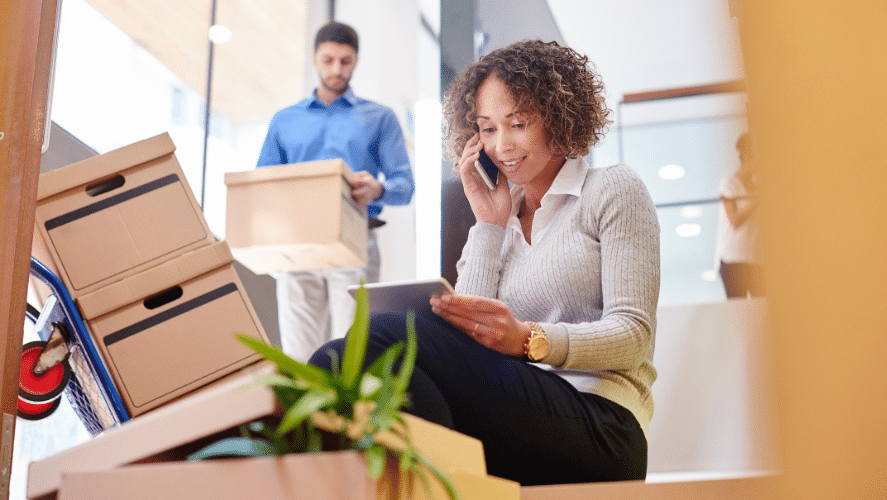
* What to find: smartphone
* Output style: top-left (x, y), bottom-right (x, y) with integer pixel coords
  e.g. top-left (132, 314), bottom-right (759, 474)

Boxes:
top-left (473, 148), bottom-right (499, 190)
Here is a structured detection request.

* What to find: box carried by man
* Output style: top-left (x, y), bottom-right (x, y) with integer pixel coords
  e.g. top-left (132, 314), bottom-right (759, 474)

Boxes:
top-left (224, 159), bottom-right (368, 275)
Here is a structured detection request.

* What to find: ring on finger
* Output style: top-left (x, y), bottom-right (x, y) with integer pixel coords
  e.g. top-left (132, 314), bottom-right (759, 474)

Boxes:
top-left (472, 322), bottom-right (480, 335)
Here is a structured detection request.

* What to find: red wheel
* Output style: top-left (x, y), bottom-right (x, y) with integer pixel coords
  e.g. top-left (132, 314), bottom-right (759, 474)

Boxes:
top-left (17, 396), bottom-right (61, 420)
top-left (19, 340), bottom-right (70, 403)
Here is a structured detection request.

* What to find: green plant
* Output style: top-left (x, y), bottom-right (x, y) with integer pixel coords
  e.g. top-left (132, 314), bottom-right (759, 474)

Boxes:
top-left (188, 284), bottom-right (457, 499)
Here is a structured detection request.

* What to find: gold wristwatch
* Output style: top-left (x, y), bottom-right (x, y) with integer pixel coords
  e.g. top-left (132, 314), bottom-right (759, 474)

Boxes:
top-left (523, 322), bottom-right (550, 362)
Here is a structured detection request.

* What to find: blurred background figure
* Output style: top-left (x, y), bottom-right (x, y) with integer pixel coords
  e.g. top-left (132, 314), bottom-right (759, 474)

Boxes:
top-left (257, 22), bottom-right (414, 360)
top-left (715, 132), bottom-right (764, 298)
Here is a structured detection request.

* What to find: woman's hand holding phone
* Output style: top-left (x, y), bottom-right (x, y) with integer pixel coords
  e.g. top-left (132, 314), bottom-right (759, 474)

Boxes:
top-left (458, 134), bottom-right (511, 228)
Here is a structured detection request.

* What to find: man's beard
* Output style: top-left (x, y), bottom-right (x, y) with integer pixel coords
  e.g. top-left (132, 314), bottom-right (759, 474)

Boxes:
top-left (322, 76), bottom-right (349, 94)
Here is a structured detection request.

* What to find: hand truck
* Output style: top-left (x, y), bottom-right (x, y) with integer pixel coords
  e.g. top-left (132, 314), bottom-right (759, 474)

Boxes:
top-left (17, 257), bottom-right (130, 435)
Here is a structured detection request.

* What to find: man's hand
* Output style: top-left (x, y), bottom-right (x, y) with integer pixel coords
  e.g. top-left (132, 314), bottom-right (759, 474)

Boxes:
top-left (350, 171), bottom-right (384, 207)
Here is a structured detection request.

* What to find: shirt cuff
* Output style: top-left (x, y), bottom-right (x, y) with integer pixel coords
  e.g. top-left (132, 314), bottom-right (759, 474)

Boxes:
top-left (538, 322), bottom-right (568, 367)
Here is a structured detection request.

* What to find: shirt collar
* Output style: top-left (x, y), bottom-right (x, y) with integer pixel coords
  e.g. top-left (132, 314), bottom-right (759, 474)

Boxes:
top-left (546, 156), bottom-right (588, 198)
top-left (306, 87), bottom-right (358, 108)
top-left (509, 156), bottom-right (588, 212)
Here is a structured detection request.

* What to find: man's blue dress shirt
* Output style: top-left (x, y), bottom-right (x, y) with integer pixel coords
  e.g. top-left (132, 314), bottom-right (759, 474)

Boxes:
top-left (257, 88), bottom-right (414, 219)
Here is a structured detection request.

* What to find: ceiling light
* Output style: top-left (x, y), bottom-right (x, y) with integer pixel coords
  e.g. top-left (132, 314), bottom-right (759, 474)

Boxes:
top-left (208, 25), bottom-right (232, 44)
top-left (680, 205), bottom-right (703, 218)
top-left (676, 223), bottom-right (701, 237)
top-left (701, 269), bottom-right (719, 282)
top-left (658, 164), bottom-right (686, 180)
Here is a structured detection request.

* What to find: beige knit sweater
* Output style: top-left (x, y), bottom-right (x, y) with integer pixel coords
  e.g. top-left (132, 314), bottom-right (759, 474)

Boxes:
top-left (455, 159), bottom-right (661, 438)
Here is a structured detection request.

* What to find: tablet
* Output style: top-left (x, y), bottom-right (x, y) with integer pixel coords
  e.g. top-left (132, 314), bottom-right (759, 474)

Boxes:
top-left (347, 278), bottom-right (455, 314)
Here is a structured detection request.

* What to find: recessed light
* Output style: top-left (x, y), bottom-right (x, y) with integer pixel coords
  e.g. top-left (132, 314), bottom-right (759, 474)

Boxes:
top-left (676, 223), bottom-right (701, 237)
top-left (680, 205), bottom-right (702, 218)
top-left (209, 25), bottom-right (232, 44)
top-left (658, 164), bottom-right (685, 180)
top-left (701, 269), bottom-right (719, 281)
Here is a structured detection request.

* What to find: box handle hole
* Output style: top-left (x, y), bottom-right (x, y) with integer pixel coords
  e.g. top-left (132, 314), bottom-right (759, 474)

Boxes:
top-left (85, 174), bottom-right (125, 197)
top-left (143, 286), bottom-right (183, 310)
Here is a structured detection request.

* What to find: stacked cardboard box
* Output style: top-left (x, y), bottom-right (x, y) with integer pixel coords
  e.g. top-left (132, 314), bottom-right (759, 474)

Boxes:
top-left (224, 159), bottom-right (368, 275)
top-left (31, 132), bottom-right (269, 418)
top-left (27, 364), bottom-right (520, 500)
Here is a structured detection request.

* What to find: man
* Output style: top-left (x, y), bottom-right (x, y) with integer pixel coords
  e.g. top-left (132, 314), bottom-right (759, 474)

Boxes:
top-left (257, 22), bottom-right (414, 360)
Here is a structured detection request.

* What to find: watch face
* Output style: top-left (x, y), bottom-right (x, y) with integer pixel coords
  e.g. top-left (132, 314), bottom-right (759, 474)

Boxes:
top-left (528, 335), bottom-right (550, 361)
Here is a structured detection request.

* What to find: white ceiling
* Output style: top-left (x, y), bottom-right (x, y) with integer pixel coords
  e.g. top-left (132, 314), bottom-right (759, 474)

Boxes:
top-left (85, 0), bottom-right (308, 125)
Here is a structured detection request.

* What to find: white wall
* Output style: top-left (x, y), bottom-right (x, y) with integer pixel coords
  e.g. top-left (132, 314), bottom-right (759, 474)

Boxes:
top-left (546, 0), bottom-right (746, 169)
top-left (547, 0), bottom-right (744, 119)
top-left (649, 298), bottom-right (777, 473)
top-left (335, 0), bottom-right (422, 283)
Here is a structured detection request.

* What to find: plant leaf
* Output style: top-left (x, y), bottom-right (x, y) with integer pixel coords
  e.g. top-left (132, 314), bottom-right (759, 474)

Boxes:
top-left (236, 334), bottom-right (334, 390)
top-left (393, 312), bottom-right (418, 397)
top-left (359, 372), bottom-right (382, 399)
top-left (278, 388), bottom-right (338, 435)
top-left (414, 453), bottom-right (460, 500)
top-left (365, 444), bottom-right (387, 479)
top-left (186, 437), bottom-right (274, 461)
top-left (398, 446), bottom-right (414, 472)
top-left (366, 342), bottom-right (403, 379)
top-left (341, 282), bottom-right (370, 390)
top-left (375, 314), bottom-right (418, 430)
top-left (369, 341), bottom-right (405, 421)
top-left (413, 466), bottom-right (435, 500)
top-left (258, 373), bottom-right (309, 391)
top-left (306, 423), bottom-right (323, 453)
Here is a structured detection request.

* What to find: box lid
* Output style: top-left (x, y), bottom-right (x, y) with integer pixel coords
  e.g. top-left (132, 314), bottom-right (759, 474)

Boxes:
top-left (224, 159), bottom-right (353, 187)
top-left (27, 362), bottom-right (278, 500)
top-left (37, 133), bottom-right (176, 201)
top-left (76, 240), bottom-right (234, 319)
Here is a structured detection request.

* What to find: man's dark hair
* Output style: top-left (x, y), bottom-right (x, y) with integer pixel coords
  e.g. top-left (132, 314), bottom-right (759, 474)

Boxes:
top-left (314, 22), bottom-right (359, 53)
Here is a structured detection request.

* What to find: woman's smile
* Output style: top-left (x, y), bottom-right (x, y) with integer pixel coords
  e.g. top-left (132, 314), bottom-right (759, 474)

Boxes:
top-left (475, 76), bottom-right (564, 189)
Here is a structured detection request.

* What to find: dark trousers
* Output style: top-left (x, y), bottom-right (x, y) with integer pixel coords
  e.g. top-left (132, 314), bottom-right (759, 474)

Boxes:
top-left (720, 260), bottom-right (766, 298)
top-left (308, 311), bottom-right (647, 486)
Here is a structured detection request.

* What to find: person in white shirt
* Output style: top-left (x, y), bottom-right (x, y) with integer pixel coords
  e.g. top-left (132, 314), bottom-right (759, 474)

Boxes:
top-left (715, 133), bottom-right (764, 298)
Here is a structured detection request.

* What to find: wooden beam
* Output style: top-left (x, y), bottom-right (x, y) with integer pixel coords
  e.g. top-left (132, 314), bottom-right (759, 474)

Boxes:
top-left (622, 79), bottom-right (746, 103)
top-left (0, 0), bottom-right (59, 498)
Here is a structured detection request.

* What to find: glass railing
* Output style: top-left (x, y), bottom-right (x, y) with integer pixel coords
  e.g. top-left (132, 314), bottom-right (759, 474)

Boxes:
top-left (592, 93), bottom-right (752, 306)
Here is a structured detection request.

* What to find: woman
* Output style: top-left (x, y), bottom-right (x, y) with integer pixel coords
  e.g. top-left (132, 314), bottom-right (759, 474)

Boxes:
top-left (310, 40), bottom-right (660, 485)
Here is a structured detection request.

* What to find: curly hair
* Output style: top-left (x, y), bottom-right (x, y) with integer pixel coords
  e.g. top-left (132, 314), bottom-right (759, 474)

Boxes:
top-left (443, 40), bottom-right (611, 161)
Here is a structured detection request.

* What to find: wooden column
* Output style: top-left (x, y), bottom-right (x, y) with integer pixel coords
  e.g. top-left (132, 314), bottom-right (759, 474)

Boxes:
top-left (0, 0), bottom-right (59, 498)
top-left (738, 0), bottom-right (887, 498)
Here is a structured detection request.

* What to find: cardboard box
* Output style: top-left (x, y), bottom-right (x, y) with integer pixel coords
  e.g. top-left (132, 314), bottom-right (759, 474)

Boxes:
top-left (520, 473), bottom-right (778, 500)
top-left (28, 362), bottom-right (506, 499)
top-left (224, 159), bottom-right (368, 274)
top-left (33, 133), bottom-right (214, 297)
top-left (56, 450), bottom-right (520, 500)
top-left (77, 241), bottom-right (269, 417)
top-left (28, 363), bottom-right (278, 500)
